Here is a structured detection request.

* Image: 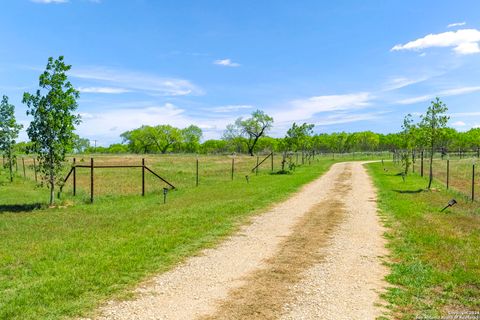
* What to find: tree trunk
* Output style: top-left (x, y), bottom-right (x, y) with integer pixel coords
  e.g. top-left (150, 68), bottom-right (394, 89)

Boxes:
top-left (427, 143), bottom-right (434, 189)
top-left (49, 153), bottom-right (54, 205)
top-left (8, 146), bottom-right (13, 182)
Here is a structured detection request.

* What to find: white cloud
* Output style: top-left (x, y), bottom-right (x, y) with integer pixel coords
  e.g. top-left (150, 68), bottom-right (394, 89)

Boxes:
top-left (71, 67), bottom-right (203, 96)
top-left (209, 105), bottom-right (254, 113)
top-left (452, 121), bottom-right (466, 126)
top-left (447, 22), bottom-right (466, 28)
top-left (272, 92), bottom-right (372, 123)
top-left (31, 0), bottom-right (68, 3)
top-left (395, 86), bottom-right (480, 105)
top-left (213, 59), bottom-right (241, 67)
top-left (453, 41), bottom-right (480, 54)
top-left (78, 87), bottom-right (131, 94)
top-left (384, 76), bottom-right (429, 91)
top-left (314, 112), bottom-right (384, 126)
top-left (391, 28), bottom-right (480, 55)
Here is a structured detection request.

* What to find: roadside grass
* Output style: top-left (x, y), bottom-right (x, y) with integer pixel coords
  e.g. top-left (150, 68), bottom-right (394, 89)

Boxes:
top-left (0, 157), bottom-right (336, 320)
top-left (367, 162), bottom-right (480, 319)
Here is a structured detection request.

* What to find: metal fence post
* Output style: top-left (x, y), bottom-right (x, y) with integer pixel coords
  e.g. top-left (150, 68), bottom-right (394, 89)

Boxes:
top-left (446, 159), bottom-right (449, 190)
top-left (231, 158), bottom-right (234, 180)
top-left (196, 158), bottom-right (199, 187)
top-left (90, 158), bottom-right (94, 203)
top-left (421, 151), bottom-right (424, 177)
top-left (22, 158), bottom-right (26, 178)
top-left (73, 158), bottom-right (76, 196)
top-left (472, 164), bottom-right (475, 202)
top-left (256, 156), bottom-right (259, 175)
top-left (33, 158), bottom-right (38, 183)
top-left (271, 152), bottom-right (274, 172)
top-left (142, 158), bottom-right (145, 196)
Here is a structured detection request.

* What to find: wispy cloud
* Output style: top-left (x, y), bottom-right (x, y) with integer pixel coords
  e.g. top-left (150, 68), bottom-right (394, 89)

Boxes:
top-left (78, 87), bottom-right (131, 94)
top-left (391, 28), bottom-right (480, 55)
top-left (383, 76), bottom-right (429, 91)
top-left (395, 86), bottom-right (480, 105)
top-left (31, 0), bottom-right (68, 3)
top-left (272, 92), bottom-right (372, 123)
top-left (71, 67), bottom-right (203, 96)
top-left (209, 105), bottom-right (254, 113)
top-left (447, 22), bottom-right (466, 28)
top-left (314, 112), bottom-right (385, 126)
top-left (213, 59), bottom-right (241, 67)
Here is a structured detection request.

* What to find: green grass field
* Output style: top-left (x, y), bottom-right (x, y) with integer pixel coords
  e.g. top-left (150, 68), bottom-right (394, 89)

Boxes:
top-left (0, 155), bottom-right (338, 320)
top-left (368, 162), bottom-right (480, 319)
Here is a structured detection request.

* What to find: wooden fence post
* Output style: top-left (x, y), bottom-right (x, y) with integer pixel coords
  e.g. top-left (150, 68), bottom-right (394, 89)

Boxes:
top-left (33, 158), bottom-right (38, 183)
top-left (231, 158), bottom-right (234, 180)
top-left (142, 158), bottom-right (145, 196)
top-left (73, 158), bottom-right (76, 196)
top-left (196, 158), bottom-right (199, 187)
top-left (446, 159), bottom-right (449, 190)
top-left (22, 158), bottom-right (26, 178)
top-left (90, 158), bottom-right (94, 203)
top-left (256, 156), bottom-right (259, 175)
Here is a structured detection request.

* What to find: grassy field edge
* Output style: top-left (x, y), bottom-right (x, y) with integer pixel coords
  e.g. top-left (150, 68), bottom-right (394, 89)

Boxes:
top-left (366, 162), bottom-right (480, 319)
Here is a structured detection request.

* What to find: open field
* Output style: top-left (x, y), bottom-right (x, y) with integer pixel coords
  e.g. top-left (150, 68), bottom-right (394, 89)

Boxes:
top-left (5, 151), bottom-right (388, 200)
top-left (0, 155), bottom-right (342, 320)
top-left (368, 161), bottom-right (480, 319)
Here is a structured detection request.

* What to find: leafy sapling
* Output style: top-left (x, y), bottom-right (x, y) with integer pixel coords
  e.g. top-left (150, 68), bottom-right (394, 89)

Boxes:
top-left (23, 56), bottom-right (81, 205)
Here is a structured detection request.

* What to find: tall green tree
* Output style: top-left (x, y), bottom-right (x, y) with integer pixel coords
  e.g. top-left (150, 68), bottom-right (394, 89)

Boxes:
top-left (419, 97), bottom-right (449, 189)
top-left (0, 95), bottom-right (23, 182)
top-left (23, 56), bottom-right (81, 205)
top-left (226, 110), bottom-right (273, 156)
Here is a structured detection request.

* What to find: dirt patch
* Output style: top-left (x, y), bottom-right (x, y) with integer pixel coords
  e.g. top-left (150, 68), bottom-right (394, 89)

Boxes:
top-left (200, 170), bottom-right (351, 320)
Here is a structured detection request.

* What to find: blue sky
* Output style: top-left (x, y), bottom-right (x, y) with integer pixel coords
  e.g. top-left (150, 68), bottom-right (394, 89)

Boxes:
top-left (1, 0), bottom-right (480, 145)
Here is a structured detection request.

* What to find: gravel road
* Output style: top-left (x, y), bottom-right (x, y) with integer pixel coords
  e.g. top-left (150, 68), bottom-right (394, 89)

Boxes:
top-left (88, 162), bottom-right (388, 320)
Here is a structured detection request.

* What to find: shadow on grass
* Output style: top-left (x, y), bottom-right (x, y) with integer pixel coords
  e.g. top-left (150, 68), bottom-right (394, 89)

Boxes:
top-left (0, 203), bottom-right (43, 213)
top-left (392, 189), bottom-right (424, 194)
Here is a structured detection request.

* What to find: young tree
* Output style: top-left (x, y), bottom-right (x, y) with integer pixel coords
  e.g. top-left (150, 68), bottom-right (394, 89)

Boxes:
top-left (23, 56), bottom-right (81, 205)
top-left (400, 114), bottom-right (415, 175)
top-left (0, 95), bottom-right (23, 182)
top-left (226, 110), bottom-right (273, 156)
top-left (419, 97), bottom-right (449, 189)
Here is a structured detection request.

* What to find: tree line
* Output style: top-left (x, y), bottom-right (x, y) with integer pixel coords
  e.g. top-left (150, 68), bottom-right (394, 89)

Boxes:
top-left (0, 55), bottom-right (475, 203)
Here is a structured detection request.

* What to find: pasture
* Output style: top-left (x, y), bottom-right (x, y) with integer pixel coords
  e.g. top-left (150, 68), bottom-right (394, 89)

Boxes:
top-left (0, 154), bottom-right (342, 319)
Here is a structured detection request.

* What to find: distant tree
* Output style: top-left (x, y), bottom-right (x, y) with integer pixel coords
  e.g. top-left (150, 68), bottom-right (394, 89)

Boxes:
top-left (72, 135), bottom-right (90, 153)
top-left (200, 139), bottom-right (228, 154)
top-left (329, 132), bottom-right (349, 153)
top-left (466, 128), bottom-right (480, 155)
top-left (23, 56), bottom-right (81, 205)
top-left (181, 125), bottom-right (203, 153)
top-left (121, 126), bottom-right (155, 153)
top-left (226, 110), bottom-right (273, 156)
top-left (151, 125), bottom-right (182, 153)
top-left (354, 131), bottom-right (380, 151)
top-left (222, 123), bottom-right (247, 153)
top-left (419, 97), bottom-right (449, 189)
top-left (0, 95), bottom-right (23, 182)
